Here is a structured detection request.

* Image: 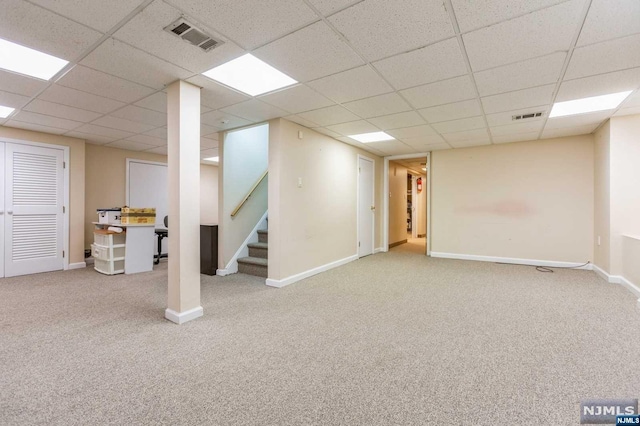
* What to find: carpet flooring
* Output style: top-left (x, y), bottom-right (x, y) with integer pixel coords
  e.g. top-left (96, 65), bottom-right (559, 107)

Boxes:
top-left (1, 252), bottom-right (639, 425)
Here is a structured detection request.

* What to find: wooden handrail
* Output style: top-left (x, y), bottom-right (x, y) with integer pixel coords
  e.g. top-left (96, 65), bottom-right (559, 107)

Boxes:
top-left (230, 170), bottom-right (268, 217)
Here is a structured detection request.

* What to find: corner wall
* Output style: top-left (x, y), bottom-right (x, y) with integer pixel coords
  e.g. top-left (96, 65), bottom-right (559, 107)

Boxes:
top-left (388, 161), bottom-right (408, 246)
top-left (593, 120), bottom-right (611, 271)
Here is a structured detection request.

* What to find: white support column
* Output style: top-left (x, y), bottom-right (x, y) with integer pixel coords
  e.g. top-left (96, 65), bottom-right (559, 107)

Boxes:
top-left (165, 80), bottom-right (202, 324)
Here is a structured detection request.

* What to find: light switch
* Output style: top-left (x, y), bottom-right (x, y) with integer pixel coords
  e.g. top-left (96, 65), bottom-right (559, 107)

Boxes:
top-left (298, 130), bottom-right (303, 139)
top-left (298, 177), bottom-right (303, 188)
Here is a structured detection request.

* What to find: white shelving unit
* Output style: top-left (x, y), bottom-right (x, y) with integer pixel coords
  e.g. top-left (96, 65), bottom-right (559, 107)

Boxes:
top-left (92, 222), bottom-right (155, 275)
top-left (92, 230), bottom-right (126, 275)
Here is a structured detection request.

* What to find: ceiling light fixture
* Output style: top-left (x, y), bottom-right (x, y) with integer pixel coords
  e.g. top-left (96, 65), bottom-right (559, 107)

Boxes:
top-left (0, 105), bottom-right (15, 118)
top-left (0, 38), bottom-right (68, 80)
top-left (202, 54), bottom-right (297, 96)
top-left (203, 156), bottom-right (219, 162)
top-left (549, 91), bottom-right (632, 118)
top-left (349, 131), bottom-right (395, 143)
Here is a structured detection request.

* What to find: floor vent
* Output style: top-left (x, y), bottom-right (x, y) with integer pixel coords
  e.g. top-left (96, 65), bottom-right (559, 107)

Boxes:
top-left (512, 111), bottom-right (544, 121)
top-left (164, 18), bottom-right (223, 52)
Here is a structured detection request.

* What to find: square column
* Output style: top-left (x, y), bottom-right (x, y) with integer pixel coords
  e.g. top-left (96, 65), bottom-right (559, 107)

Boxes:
top-left (165, 80), bottom-right (202, 324)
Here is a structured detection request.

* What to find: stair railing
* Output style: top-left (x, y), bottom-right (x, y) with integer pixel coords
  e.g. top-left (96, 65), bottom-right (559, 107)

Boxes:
top-left (230, 170), bottom-right (268, 217)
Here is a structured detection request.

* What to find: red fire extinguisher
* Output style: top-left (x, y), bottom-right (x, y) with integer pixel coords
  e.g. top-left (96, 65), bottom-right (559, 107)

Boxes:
top-left (417, 177), bottom-right (422, 193)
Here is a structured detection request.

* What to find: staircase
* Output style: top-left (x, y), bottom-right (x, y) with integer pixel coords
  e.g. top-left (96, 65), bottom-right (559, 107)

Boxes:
top-left (237, 229), bottom-right (268, 277)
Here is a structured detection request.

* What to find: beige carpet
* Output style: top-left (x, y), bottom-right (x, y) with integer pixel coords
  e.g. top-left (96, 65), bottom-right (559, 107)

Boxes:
top-left (390, 237), bottom-right (426, 255)
top-left (1, 252), bottom-right (639, 425)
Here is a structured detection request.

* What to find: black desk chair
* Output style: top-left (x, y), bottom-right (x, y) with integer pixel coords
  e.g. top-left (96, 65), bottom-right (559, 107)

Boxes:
top-left (154, 216), bottom-right (168, 265)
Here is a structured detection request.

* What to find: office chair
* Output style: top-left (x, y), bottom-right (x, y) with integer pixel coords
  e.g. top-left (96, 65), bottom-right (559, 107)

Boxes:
top-left (154, 216), bottom-right (168, 265)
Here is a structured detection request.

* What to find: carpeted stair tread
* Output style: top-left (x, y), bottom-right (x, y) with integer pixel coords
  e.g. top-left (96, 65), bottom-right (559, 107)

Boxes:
top-left (247, 242), bottom-right (268, 249)
top-left (237, 256), bottom-right (268, 266)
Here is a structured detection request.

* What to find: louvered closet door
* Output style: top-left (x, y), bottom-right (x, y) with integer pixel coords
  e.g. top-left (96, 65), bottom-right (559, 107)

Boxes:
top-left (4, 143), bottom-right (64, 277)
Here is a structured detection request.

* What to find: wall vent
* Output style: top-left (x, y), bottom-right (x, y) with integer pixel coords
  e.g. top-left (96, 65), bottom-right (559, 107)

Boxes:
top-left (512, 111), bottom-right (544, 121)
top-left (164, 18), bottom-right (223, 52)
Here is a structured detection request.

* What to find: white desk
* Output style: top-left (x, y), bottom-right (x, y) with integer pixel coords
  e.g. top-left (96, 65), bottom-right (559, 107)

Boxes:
top-left (93, 222), bottom-right (155, 274)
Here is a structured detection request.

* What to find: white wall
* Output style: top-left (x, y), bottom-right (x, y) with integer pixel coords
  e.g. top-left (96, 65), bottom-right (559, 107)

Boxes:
top-left (593, 120), bottom-right (611, 271)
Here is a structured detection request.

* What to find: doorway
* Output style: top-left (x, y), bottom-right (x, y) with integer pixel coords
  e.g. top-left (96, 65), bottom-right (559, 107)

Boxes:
top-left (357, 155), bottom-right (375, 258)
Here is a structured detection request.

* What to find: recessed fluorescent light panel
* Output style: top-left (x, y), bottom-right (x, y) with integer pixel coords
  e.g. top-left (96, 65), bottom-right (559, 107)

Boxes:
top-left (0, 38), bottom-right (68, 80)
top-left (349, 131), bottom-right (395, 143)
top-left (549, 91), bottom-right (632, 118)
top-left (204, 156), bottom-right (219, 162)
top-left (0, 105), bottom-right (15, 118)
top-left (202, 54), bottom-right (297, 96)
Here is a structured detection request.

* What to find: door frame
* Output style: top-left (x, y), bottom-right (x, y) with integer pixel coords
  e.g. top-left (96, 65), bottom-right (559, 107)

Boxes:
top-left (0, 136), bottom-right (70, 270)
top-left (383, 152), bottom-right (431, 255)
top-left (356, 154), bottom-right (375, 257)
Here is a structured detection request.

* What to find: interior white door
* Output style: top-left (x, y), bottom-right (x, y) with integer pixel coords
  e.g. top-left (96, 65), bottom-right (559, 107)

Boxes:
top-left (358, 156), bottom-right (375, 258)
top-left (4, 143), bottom-right (64, 277)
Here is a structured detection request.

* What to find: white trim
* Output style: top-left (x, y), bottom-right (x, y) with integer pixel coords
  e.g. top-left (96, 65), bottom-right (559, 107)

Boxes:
top-left (430, 252), bottom-right (593, 270)
top-left (68, 262), bottom-right (86, 270)
top-left (374, 247), bottom-right (384, 254)
top-left (165, 306), bottom-right (203, 324)
top-left (266, 254), bottom-right (358, 288)
top-left (592, 264), bottom-right (611, 281)
top-left (357, 154), bottom-right (375, 258)
top-left (592, 264), bottom-right (640, 299)
top-left (216, 210), bottom-right (268, 276)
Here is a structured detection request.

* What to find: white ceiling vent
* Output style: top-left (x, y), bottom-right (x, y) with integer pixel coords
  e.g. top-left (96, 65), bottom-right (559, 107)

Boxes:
top-left (164, 18), bottom-right (223, 52)
top-left (512, 111), bottom-right (544, 121)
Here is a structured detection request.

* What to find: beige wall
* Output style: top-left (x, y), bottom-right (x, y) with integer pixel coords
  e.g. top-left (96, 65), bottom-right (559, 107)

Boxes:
top-left (388, 161), bottom-right (408, 245)
top-left (593, 120), bottom-right (611, 271)
top-left (416, 174), bottom-right (427, 237)
top-left (0, 126), bottom-right (85, 264)
top-left (431, 135), bottom-right (594, 263)
top-left (268, 118), bottom-right (383, 281)
top-left (84, 144), bottom-right (218, 249)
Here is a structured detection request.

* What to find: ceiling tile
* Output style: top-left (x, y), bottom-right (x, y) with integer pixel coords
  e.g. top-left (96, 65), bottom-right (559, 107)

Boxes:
top-left (448, 139), bottom-right (491, 149)
top-left (326, 120), bottom-right (379, 135)
top-left (202, 129), bottom-right (220, 140)
top-left (0, 91), bottom-right (31, 109)
top-left (39, 84), bottom-right (126, 114)
top-left (73, 124), bottom-right (133, 140)
top-left (451, 0), bottom-right (568, 33)
top-left (200, 148), bottom-right (218, 158)
top-left (126, 134), bottom-right (167, 146)
top-left (200, 138), bottom-right (219, 149)
top-left (57, 66), bottom-right (155, 103)
top-left (298, 105), bottom-right (360, 126)
top-left (113, 0), bottom-right (245, 74)
top-left (474, 52), bottom-right (566, 97)
top-left (441, 128), bottom-right (490, 143)
top-left (201, 123), bottom-right (220, 136)
top-left (614, 106), bottom-right (640, 117)
top-left (328, 0), bottom-right (454, 62)
top-left (485, 106), bottom-right (548, 126)
top-left (0, 0), bottom-right (102, 61)
top-left (364, 139), bottom-right (417, 155)
top-left (307, 65), bottom-right (393, 103)
top-left (418, 99), bottom-right (483, 123)
top-left (110, 105), bottom-right (166, 127)
top-left (422, 143), bottom-right (451, 151)
top-left (0, 70), bottom-right (48, 97)
top-left (28, 0), bottom-right (146, 33)
top-left (373, 38), bottom-right (467, 90)
top-left (577, 0), bottom-right (640, 46)
top-left (4, 120), bottom-right (67, 135)
top-left (401, 134), bottom-right (446, 147)
top-left (253, 21), bottom-right (364, 82)
top-left (493, 132), bottom-right (540, 144)
top-left (186, 75), bottom-right (251, 110)
top-left (65, 131), bottom-right (115, 144)
top-left (24, 99), bottom-right (102, 122)
top-left (387, 125), bottom-right (439, 139)
top-left (11, 111), bottom-right (83, 130)
top-left (489, 121), bottom-right (543, 136)
top-left (259, 85), bottom-right (334, 113)
top-left (432, 116), bottom-right (486, 134)
top-left (541, 123), bottom-right (598, 139)
top-left (171, 0), bottom-right (318, 50)
top-left (557, 67), bottom-right (640, 102)
top-left (565, 33), bottom-right (640, 80)
top-left (92, 115), bottom-right (156, 134)
top-left (343, 93), bottom-right (411, 118)
top-left (105, 140), bottom-right (157, 152)
top-left (545, 110), bottom-right (612, 129)
top-left (200, 110), bottom-right (253, 130)
top-left (134, 92), bottom-right (167, 113)
top-left (306, 0), bottom-right (360, 15)
top-left (312, 127), bottom-right (343, 139)
top-left (368, 111), bottom-right (426, 130)
top-left (400, 75), bottom-right (476, 109)
top-left (284, 115), bottom-right (319, 128)
top-left (144, 127), bottom-right (167, 139)
top-left (81, 38), bottom-right (192, 89)
top-left (462, 0), bottom-right (583, 71)
top-left (620, 91), bottom-right (640, 108)
top-left (221, 100), bottom-right (288, 122)
top-left (146, 146), bottom-right (168, 155)
top-left (481, 84), bottom-right (555, 114)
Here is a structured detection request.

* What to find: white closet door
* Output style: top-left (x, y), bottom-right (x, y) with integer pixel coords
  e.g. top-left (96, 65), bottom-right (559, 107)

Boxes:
top-left (4, 143), bottom-right (64, 277)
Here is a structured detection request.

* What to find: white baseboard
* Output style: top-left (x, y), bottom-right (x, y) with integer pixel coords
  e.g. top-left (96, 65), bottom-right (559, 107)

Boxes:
top-left (430, 252), bottom-right (593, 270)
top-left (592, 264), bottom-right (611, 281)
top-left (216, 266), bottom-right (236, 276)
top-left (266, 254), bottom-right (358, 288)
top-left (165, 306), bottom-right (203, 324)
top-left (374, 247), bottom-right (384, 254)
top-left (219, 211), bottom-right (268, 276)
top-left (68, 262), bottom-right (86, 270)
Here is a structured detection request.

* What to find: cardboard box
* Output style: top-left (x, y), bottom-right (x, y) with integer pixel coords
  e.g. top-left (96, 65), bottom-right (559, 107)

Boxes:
top-left (97, 208), bottom-right (121, 224)
top-left (121, 207), bottom-right (156, 224)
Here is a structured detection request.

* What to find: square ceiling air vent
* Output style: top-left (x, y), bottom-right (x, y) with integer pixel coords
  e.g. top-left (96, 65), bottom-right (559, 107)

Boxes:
top-left (164, 18), bottom-right (223, 52)
top-left (512, 111), bottom-right (544, 121)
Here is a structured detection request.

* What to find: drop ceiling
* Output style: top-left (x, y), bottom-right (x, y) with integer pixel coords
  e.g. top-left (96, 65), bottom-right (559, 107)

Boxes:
top-left (0, 0), bottom-right (639, 159)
